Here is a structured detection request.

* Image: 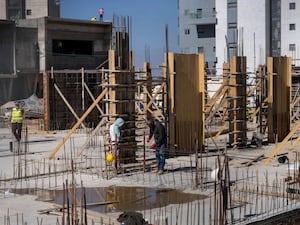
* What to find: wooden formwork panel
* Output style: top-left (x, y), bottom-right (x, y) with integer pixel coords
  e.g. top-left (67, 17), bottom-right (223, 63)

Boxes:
top-left (228, 56), bottom-right (247, 145)
top-left (169, 53), bottom-right (205, 154)
top-left (108, 50), bottom-right (136, 163)
top-left (267, 56), bottom-right (291, 142)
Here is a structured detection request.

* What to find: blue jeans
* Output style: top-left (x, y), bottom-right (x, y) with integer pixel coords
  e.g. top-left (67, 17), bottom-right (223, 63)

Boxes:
top-left (156, 144), bottom-right (166, 170)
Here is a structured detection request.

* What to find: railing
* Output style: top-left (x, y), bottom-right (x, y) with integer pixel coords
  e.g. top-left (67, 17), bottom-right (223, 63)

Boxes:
top-left (188, 12), bottom-right (216, 19)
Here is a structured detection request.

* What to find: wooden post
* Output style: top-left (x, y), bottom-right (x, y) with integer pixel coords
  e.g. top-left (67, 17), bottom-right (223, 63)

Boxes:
top-left (267, 56), bottom-right (291, 142)
top-left (43, 71), bottom-right (49, 131)
top-left (228, 56), bottom-right (247, 146)
top-left (168, 53), bottom-right (176, 156)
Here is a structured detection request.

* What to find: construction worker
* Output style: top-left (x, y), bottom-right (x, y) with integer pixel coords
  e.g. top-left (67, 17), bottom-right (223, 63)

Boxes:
top-left (146, 118), bottom-right (157, 149)
top-left (109, 118), bottom-right (124, 170)
top-left (99, 8), bottom-right (104, 21)
top-left (11, 103), bottom-right (24, 142)
top-left (109, 118), bottom-right (124, 145)
top-left (152, 118), bottom-right (167, 175)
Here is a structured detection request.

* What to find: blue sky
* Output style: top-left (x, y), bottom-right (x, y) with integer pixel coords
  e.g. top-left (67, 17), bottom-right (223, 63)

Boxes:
top-left (60, 0), bottom-right (179, 69)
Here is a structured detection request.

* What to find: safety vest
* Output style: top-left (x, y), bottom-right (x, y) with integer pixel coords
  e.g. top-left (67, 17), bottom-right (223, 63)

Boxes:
top-left (11, 107), bottom-right (23, 123)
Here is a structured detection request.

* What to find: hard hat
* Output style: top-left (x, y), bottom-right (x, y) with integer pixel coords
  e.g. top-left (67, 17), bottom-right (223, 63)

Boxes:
top-left (106, 153), bottom-right (114, 163)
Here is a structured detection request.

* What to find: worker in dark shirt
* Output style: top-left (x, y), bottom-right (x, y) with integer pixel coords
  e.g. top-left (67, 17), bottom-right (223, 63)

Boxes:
top-left (148, 118), bottom-right (166, 175)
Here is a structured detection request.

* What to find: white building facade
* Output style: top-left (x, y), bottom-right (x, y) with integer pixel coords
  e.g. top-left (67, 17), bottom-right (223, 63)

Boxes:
top-left (0, 0), bottom-right (60, 20)
top-left (178, 0), bottom-right (217, 74)
top-left (178, 0), bottom-right (300, 76)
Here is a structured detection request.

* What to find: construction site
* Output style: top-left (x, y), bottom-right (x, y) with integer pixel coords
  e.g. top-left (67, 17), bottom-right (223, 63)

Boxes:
top-left (2, 9), bottom-right (300, 225)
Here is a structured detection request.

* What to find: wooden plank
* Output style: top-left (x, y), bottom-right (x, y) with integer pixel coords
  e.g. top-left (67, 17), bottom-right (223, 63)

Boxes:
top-left (247, 80), bottom-right (261, 97)
top-left (143, 62), bottom-right (152, 120)
top-left (108, 50), bottom-right (116, 115)
top-left (267, 57), bottom-right (274, 142)
top-left (53, 83), bottom-right (86, 129)
top-left (43, 71), bottom-right (49, 130)
top-left (265, 119), bottom-right (300, 165)
top-left (48, 88), bottom-right (108, 159)
top-left (198, 54), bottom-right (205, 152)
top-left (268, 57), bottom-right (291, 142)
top-left (205, 85), bottom-right (228, 114)
top-left (174, 54), bottom-right (204, 152)
top-left (84, 82), bottom-right (104, 114)
top-left (243, 154), bottom-right (265, 167)
top-left (168, 53), bottom-right (176, 154)
top-left (77, 117), bottom-right (108, 156)
top-left (142, 82), bottom-right (166, 114)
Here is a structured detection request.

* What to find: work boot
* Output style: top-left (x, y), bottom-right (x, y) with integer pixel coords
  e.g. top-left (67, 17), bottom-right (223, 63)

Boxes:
top-left (153, 168), bottom-right (159, 173)
top-left (157, 170), bottom-right (164, 175)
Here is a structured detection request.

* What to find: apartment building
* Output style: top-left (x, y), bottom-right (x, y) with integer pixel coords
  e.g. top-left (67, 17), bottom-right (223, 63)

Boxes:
top-left (0, 0), bottom-right (113, 105)
top-left (0, 0), bottom-right (60, 20)
top-left (178, 0), bottom-right (300, 75)
top-left (178, 0), bottom-right (217, 74)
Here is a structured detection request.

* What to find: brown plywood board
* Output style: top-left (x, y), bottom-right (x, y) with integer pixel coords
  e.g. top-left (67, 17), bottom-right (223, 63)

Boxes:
top-left (172, 53), bottom-right (205, 153)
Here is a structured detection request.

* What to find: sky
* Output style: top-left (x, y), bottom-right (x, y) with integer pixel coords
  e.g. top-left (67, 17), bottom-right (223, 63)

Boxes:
top-left (60, 0), bottom-right (179, 69)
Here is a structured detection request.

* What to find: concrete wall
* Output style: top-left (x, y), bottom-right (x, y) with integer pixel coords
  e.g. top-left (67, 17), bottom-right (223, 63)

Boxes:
top-left (25, 0), bottom-right (48, 19)
top-left (17, 17), bottom-right (112, 71)
top-left (0, 0), bottom-right (6, 19)
top-left (45, 18), bottom-right (112, 70)
top-left (178, 0), bottom-right (216, 71)
top-left (25, 0), bottom-right (60, 19)
top-left (0, 17), bottom-right (112, 105)
top-left (16, 27), bottom-right (39, 73)
top-left (0, 21), bottom-right (41, 105)
top-left (281, 0), bottom-right (300, 66)
top-left (0, 74), bottom-right (40, 105)
top-left (0, 21), bottom-right (15, 75)
top-left (47, 0), bottom-right (60, 18)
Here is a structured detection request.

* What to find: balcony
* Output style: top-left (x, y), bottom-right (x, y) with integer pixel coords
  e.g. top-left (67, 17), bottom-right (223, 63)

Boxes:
top-left (188, 12), bottom-right (217, 25)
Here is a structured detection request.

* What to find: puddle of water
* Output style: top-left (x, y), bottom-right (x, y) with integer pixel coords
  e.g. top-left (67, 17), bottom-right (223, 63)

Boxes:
top-left (13, 186), bottom-right (206, 213)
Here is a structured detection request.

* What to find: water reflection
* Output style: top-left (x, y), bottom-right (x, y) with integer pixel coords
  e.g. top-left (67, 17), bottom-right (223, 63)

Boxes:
top-left (14, 186), bottom-right (206, 213)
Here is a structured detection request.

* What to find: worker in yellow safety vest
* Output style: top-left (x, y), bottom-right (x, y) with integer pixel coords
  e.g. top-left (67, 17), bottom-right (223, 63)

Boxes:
top-left (11, 103), bottom-right (24, 142)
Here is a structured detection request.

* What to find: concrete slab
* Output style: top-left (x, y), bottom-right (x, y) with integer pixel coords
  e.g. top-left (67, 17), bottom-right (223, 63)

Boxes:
top-left (0, 125), bottom-right (299, 224)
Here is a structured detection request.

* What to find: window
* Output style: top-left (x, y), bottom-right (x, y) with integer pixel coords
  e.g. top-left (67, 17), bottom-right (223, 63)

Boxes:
top-left (290, 2), bottom-right (296, 10)
top-left (197, 24), bottom-right (215, 38)
top-left (228, 2), bottom-right (237, 8)
top-left (290, 23), bottom-right (296, 30)
top-left (52, 39), bottom-right (93, 55)
top-left (228, 23), bottom-right (237, 29)
top-left (184, 9), bottom-right (189, 16)
top-left (196, 8), bottom-right (202, 18)
top-left (198, 47), bottom-right (204, 54)
top-left (26, 9), bottom-right (31, 15)
top-left (213, 46), bottom-right (216, 52)
top-left (212, 8), bottom-right (216, 16)
top-left (289, 44), bottom-right (296, 51)
top-left (184, 29), bottom-right (190, 35)
top-left (7, 0), bottom-right (20, 7)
